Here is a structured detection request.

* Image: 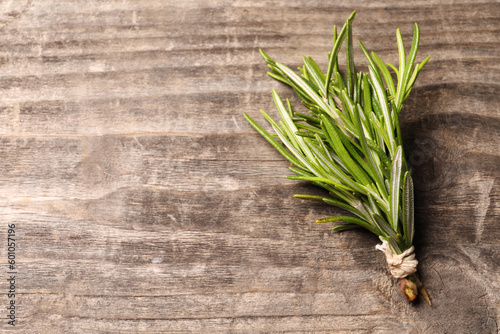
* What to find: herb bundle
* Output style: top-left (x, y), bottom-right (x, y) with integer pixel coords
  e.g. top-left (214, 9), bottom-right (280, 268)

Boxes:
top-left (243, 11), bottom-right (431, 304)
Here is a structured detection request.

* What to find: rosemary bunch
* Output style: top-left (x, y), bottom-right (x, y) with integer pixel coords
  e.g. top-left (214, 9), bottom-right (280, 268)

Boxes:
top-left (243, 11), bottom-right (431, 304)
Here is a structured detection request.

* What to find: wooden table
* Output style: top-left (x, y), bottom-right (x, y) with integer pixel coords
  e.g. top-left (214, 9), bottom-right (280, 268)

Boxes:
top-left (0, 1), bottom-right (498, 333)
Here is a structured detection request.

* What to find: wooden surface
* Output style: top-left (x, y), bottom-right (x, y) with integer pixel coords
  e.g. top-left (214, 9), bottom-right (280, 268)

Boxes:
top-left (0, 0), bottom-right (498, 333)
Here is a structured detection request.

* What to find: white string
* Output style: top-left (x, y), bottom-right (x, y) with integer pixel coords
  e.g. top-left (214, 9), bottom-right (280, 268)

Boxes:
top-left (376, 240), bottom-right (418, 279)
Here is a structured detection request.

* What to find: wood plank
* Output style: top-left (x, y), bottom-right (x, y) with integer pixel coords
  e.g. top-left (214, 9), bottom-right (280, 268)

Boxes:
top-left (0, 0), bottom-right (498, 332)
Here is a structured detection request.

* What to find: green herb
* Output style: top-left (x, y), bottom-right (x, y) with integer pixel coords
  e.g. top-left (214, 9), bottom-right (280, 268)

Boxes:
top-left (243, 11), bottom-right (431, 304)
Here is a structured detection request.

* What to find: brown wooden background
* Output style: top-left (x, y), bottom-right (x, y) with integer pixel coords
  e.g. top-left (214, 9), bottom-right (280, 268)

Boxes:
top-left (0, 0), bottom-right (498, 333)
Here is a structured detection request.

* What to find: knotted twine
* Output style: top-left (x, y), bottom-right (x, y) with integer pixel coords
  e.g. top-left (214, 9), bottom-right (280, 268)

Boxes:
top-left (376, 240), bottom-right (418, 279)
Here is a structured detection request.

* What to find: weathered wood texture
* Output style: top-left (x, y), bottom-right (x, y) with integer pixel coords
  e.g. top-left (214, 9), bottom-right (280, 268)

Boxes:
top-left (0, 0), bottom-right (498, 333)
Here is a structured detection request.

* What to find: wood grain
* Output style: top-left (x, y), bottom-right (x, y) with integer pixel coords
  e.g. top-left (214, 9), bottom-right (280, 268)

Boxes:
top-left (0, 0), bottom-right (498, 333)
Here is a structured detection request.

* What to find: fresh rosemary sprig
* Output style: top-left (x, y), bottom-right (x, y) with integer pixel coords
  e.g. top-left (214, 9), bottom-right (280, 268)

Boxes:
top-left (243, 11), bottom-right (431, 304)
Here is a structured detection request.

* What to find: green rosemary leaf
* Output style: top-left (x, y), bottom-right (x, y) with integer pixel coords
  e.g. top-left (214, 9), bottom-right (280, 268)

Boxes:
top-left (243, 112), bottom-right (304, 168)
top-left (386, 62), bottom-right (399, 77)
top-left (396, 28), bottom-right (406, 92)
top-left (331, 26), bottom-right (338, 73)
top-left (373, 213), bottom-right (398, 241)
top-left (296, 192), bottom-right (357, 208)
top-left (276, 64), bottom-right (326, 108)
top-left (369, 113), bottom-right (391, 155)
top-left (319, 122), bottom-right (350, 172)
top-left (317, 215), bottom-right (379, 235)
top-left (293, 194), bottom-right (332, 201)
top-left (294, 112), bottom-right (321, 125)
top-left (262, 112), bottom-right (318, 173)
top-left (273, 91), bottom-right (315, 160)
top-left (298, 64), bottom-right (305, 74)
top-left (340, 90), bottom-right (359, 133)
top-left (322, 197), bottom-right (368, 221)
top-left (368, 66), bottom-right (396, 157)
top-left (307, 57), bottom-right (326, 82)
top-left (325, 11), bottom-right (356, 97)
top-left (332, 122), bottom-right (376, 186)
top-left (332, 223), bottom-right (362, 232)
top-left (266, 71), bottom-right (290, 85)
top-left (371, 51), bottom-right (396, 98)
top-left (260, 109), bottom-right (285, 136)
top-left (279, 119), bottom-right (323, 174)
top-left (390, 146), bottom-right (403, 230)
top-left (370, 84), bottom-right (383, 118)
top-left (367, 194), bottom-right (381, 216)
top-left (295, 122), bottom-right (324, 135)
top-left (345, 16), bottom-right (356, 97)
top-left (295, 131), bottom-right (317, 139)
top-left (289, 166), bottom-right (314, 177)
top-left (401, 171), bottom-right (408, 239)
top-left (286, 98), bottom-right (293, 117)
top-left (404, 173), bottom-right (415, 245)
top-left (302, 57), bottom-right (326, 95)
top-left (354, 72), bottom-right (362, 104)
top-left (304, 139), bottom-right (368, 195)
top-left (307, 140), bottom-right (339, 174)
top-left (353, 104), bottom-right (386, 196)
top-left (398, 23), bottom-right (420, 111)
top-left (358, 41), bottom-right (382, 83)
top-left (287, 175), bottom-right (354, 192)
top-left (404, 56), bottom-right (430, 100)
top-left (361, 75), bottom-right (374, 135)
top-left (327, 188), bottom-right (360, 205)
top-left (382, 235), bottom-right (402, 254)
top-left (320, 114), bottom-right (372, 187)
top-left (403, 66), bottom-right (420, 101)
top-left (314, 133), bottom-right (333, 161)
top-left (259, 48), bottom-right (274, 64)
top-left (361, 74), bottom-right (372, 112)
top-left (276, 63), bottom-right (345, 125)
top-left (334, 71), bottom-right (346, 93)
top-left (321, 113), bottom-right (361, 158)
top-left (263, 58), bottom-right (314, 104)
top-left (343, 138), bottom-right (377, 185)
top-left (392, 100), bottom-right (404, 148)
top-left (366, 138), bottom-right (391, 170)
